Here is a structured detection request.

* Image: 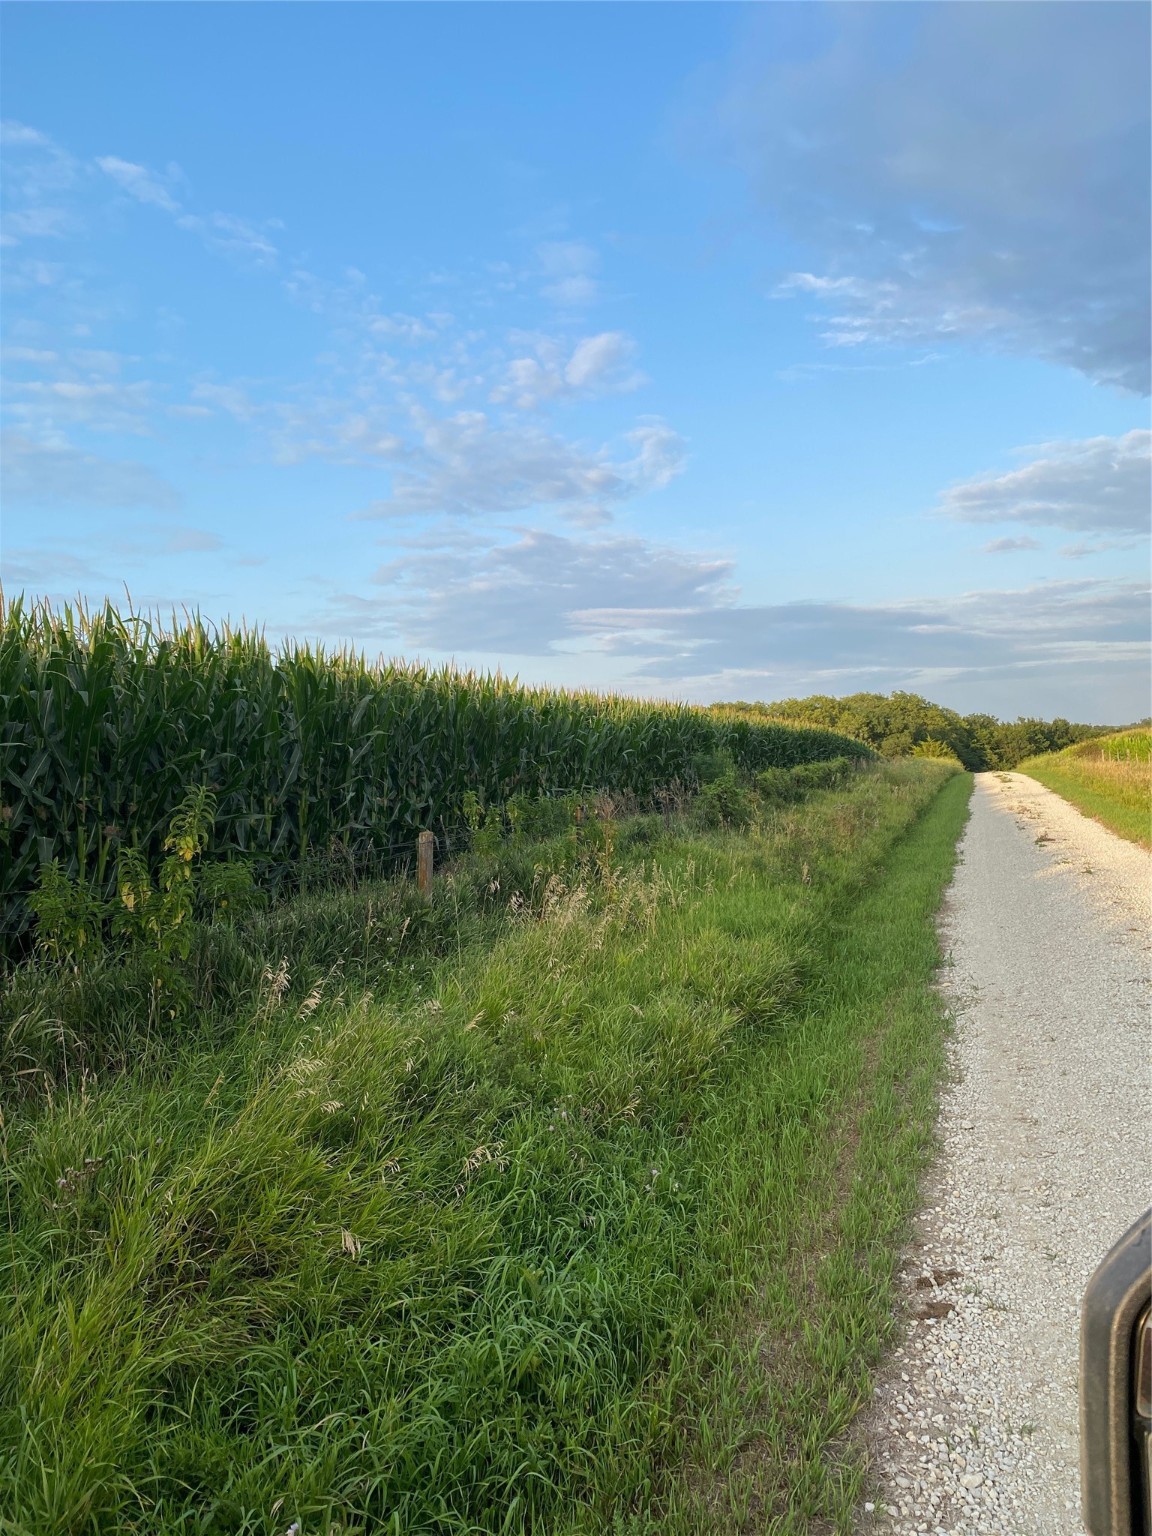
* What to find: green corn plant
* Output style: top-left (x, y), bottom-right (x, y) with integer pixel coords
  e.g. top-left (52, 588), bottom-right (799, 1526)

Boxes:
top-left (1, 594), bottom-right (873, 952)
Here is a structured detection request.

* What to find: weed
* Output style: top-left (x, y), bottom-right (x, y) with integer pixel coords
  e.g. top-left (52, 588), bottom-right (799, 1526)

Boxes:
top-left (26, 860), bottom-right (107, 966)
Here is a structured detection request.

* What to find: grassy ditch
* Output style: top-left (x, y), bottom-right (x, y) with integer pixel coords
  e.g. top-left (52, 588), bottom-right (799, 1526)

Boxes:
top-left (1017, 728), bottom-right (1151, 847)
top-left (0, 761), bottom-right (968, 1535)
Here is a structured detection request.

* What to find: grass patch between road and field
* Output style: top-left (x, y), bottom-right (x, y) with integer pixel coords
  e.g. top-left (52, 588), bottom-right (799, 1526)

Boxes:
top-left (0, 763), bottom-right (970, 1536)
top-left (1017, 728), bottom-right (1151, 847)
top-left (620, 765), bottom-right (972, 1533)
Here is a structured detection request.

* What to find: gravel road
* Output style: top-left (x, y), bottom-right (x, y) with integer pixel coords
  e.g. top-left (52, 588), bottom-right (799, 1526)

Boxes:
top-left (855, 771), bottom-right (1151, 1536)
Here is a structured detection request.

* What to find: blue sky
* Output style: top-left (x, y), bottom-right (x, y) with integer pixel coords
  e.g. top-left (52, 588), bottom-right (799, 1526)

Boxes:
top-left (2, 1), bottom-right (1148, 720)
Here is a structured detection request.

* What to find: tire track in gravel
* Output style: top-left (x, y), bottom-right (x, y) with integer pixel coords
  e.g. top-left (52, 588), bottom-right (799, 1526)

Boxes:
top-left (854, 772), bottom-right (1151, 1536)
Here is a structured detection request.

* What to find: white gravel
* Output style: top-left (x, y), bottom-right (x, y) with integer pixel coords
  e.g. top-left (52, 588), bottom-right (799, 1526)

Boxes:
top-left (855, 771), bottom-right (1151, 1536)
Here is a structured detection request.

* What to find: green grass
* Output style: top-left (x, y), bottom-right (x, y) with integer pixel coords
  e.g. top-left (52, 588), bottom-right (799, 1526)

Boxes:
top-left (0, 762), bottom-right (969, 1535)
top-left (1017, 728), bottom-right (1151, 846)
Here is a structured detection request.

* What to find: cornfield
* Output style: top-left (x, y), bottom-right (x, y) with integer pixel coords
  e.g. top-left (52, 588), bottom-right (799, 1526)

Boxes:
top-left (1065, 727), bottom-right (1151, 763)
top-left (0, 597), bottom-right (870, 944)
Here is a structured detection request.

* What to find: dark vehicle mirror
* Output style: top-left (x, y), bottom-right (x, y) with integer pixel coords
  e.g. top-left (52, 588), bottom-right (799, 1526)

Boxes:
top-left (1081, 1208), bottom-right (1152, 1536)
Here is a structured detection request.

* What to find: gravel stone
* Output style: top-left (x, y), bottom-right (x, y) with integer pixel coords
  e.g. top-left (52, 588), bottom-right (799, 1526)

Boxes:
top-left (854, 772), bottom-right (1151, 1535)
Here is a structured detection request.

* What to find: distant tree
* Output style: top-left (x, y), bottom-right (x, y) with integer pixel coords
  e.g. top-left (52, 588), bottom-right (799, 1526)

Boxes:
top-left (967, 715), bottom-right (1110, 768)
top-left (718, 693), bottom-right (1113, 771)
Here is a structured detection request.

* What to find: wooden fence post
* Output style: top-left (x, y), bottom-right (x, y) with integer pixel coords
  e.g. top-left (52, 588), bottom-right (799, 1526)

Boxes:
top-left (417, 830), bottom-right (434, 899)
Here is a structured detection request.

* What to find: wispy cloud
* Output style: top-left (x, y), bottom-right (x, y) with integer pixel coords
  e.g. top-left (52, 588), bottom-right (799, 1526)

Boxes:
top-left (982, 536), bottom-right (1042, 555)
top-left (617, 579), bottom-right (1149, 720)
top-left (5, 132), bottom-right (657, 540)
top-left (1, 206), bottom-right (75, 243)
top-left (175, 210), bottom-right (280, 267)
top-left (1, 121), bottom-right (53, 149)
top-left (4, 524), bottom-right (224, 596)
top-left (1058, 538), bottom-right (1139, 562)
top-left (491, 330), bottom-right (644, 409)
top-left (366, 311), bottom-right (449, 343)
top-left (719, 5), bottom-right (1150, 391)
top-left (0, 431), bottom-right (181, 511)
top-left (354, 411), bottom-right (685, 525)
top-left (536, 240), bottom-right (601, 308)
top-left (94, 149), bottom-right (280, 267)
top-left (189, 380), bottom-right (262, 422)
top-left (1, 120), bottom-right (80, 247)
top-left (5, 378), bottom-right (158, 437)
top-left (318, 519), bottom-right (1147, 717)
top-left (775, 351), bottom-right (941, 383)
top-left (178, 251), bottom-right (665, 513)
top-left (939, 431), bottom-right (1151, 535)
top-left (96, 155), bottom-right (183, 212)
top-left (343, 526), bottom-right (734, 653)
top-left (2, 346), bottom-right (158, 436)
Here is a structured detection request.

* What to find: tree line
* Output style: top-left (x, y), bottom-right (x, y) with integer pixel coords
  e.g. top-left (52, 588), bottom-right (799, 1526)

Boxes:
top-left (718, 691), bottom-right (1128, 771)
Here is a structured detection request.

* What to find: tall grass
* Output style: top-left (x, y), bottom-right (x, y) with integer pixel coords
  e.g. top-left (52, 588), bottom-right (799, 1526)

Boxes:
top-left (1017, 727), bottom-right (1151, 846)
top-left (0, 760), bottom-right (966, 1535)
top-left (0, 597), bottom-right (868, 945)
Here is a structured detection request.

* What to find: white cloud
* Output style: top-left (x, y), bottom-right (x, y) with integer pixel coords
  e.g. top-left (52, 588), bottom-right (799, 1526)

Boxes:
top-left (624, 422), bottom-right (686, 492)
top-left (70, 348), bottom-right (133, 376)
top-left (176, 210), bottom-right (279, 267)
top-left (318, 523), bottom-right (1148, 718)
top-left (323, 527), bottom-right (734, 653)
top-left (190, 381), bottom-right (261, 422)
top-left (367, 312), bottom-right (441, 343)
top-left (94, 150), bottom-right (279, 266)
top-left (1, 122), bottom-right (80, 248)
top-left (2, 258), bottom-right (65, 290)
top-left (587, 578), bottom-right (1149, 709)
top-left (492, 330), bottom-right (643, 409)
top-left (1058, 539), bottom-right (1135, 562)
top-left (4, 377), bottom-right (157, 437)
top-left (537, 240), bottom-right (601, 307)
top-left (327, 415), bottom-right (405, 459)
top-left (720, 5), bottom-right (1150, 390)
top-left (2, 347), bottom-right (58, 365)
top-left (355, 409), bottom-right (685, 524)
top-left (983, 537), bottom-right (1042, 554)
top-left (940, 431), bottom-right (1151, 534)
top-left (565, 332), bottom-right (628, 388)
top-left (1, 122), bottom-right (52, 149)
top-left (1, 207), bottom-right (73, 242)
top-left (545, 275), bottom-right (599, 308)
top-left (96, 155), bottom-right (183, 213)
top-left (3, 133), bottom-right (675, 552)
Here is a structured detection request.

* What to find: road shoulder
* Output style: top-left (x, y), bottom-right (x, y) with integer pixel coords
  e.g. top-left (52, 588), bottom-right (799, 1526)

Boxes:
top-left (994, 770), bottom-right (1149, 935)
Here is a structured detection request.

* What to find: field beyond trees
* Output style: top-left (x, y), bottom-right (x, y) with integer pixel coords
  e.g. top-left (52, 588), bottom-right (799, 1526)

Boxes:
top-left (1017, 729), bottom-right (1151, 846)
top-left (1, 758), bottom-right (969, 1535)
